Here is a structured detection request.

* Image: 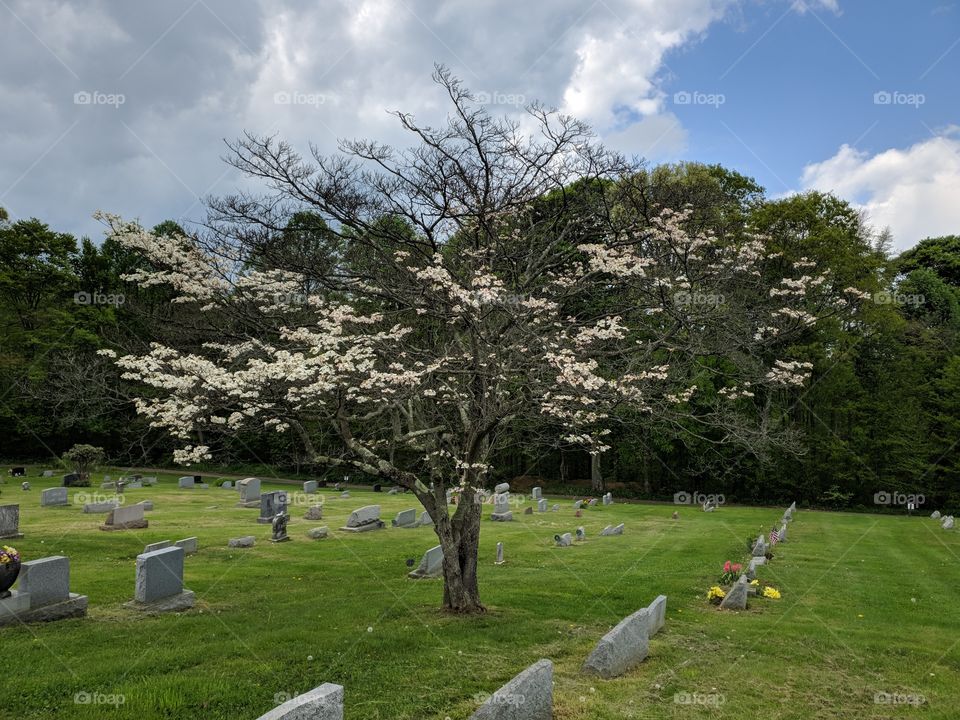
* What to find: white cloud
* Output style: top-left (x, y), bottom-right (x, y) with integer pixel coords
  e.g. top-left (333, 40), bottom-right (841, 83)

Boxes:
top-left (799, 130), bottom-right (960, 250)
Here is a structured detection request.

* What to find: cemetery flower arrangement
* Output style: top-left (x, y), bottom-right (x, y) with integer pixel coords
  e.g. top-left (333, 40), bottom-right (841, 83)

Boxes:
top-left (719, 561), bottom-right (742, 585)
top-left (707, 586), bottom-right (726, 604)
top-left (0, 545), bottom-right (20, 564)
top-left (762, 586), bottom-right (781, 600)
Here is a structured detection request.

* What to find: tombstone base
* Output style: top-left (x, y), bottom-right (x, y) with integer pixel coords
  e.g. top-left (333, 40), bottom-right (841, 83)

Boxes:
top-left (270, 535), bottom-right (291, 543)
top-left (124, 590), bottom-right (195, 614)
top-left (0, 532), bottom-right (24, 539)
top-left (236, 501), bottom-right (260, 509)
top-left (339, 521), bottom-right (385, 533)
top-left (490, 512), bottom-right (513, 522)
top-left (99, 520), bottom-right (149, 531)
top-left (0, 593), bottom-right (88, 626)
top-left (256, 517), bottom-right (275, 524)
top-left (408, 569), bottom-right (441, 579)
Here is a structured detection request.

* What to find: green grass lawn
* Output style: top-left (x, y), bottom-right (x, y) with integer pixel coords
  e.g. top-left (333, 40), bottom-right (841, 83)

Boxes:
top-left (0, 467), bottom-right (958, 719)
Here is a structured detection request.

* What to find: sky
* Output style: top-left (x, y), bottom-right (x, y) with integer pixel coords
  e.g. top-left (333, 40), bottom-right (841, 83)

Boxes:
top-left (0, 0), bottom-right (957, 251)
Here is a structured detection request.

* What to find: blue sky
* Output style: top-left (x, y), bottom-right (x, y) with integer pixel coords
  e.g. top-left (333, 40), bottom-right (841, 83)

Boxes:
top-left (0, 0), bottom-right (957, 250)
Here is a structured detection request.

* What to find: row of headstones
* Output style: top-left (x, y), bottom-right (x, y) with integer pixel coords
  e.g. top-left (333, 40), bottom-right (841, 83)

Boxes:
top-left (930, 511), bottom-right (955, 530)
top-left (720, 501), bottom-right (796, 611)
top-left (254, 595), bottom-right (668, 720)
top-left (554, 523), bottom-right (624, 546)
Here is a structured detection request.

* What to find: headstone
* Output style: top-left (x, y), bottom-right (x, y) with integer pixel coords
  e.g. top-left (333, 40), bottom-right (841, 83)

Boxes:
top-left (751, 534), bottom-right (766, 557)
top-left (931, 510), bottom-right (941, 520)
top-left (719, 575), bottom-right (749, 611)
top-left (523, 506), bottom-right (533, 515)
top-left (236, 477), bottom-right (261, 507)
top-left (573, 500), bottom-right (583, 510)
top-left (495, 542), bottom-right (504, 565)
top-left (178, 476), bottom-right (194, 489)
top-left (582, 608), bottom-right (651, 679)
top-left (491, 493), bottom-right (513, 522)
top-left (555, 533), bottom-right (572, 547)
top-left (587, 498), bottom-right (598, 507)
top-left (408, 545), bottom-right (443, 579)
top-left (101, 503), bottom-right (148, 531)
top-left (387, 486), bottom-right (401, 495)
top-left (418, 511), bottom-right (433, 527)
top-left (258, 491), bottom-right (288, 524)
top-left (531, 487), bottom-right (542, 500)
top-left (943, 516), bottom-right (955, 530)
top-left (307, 527), bottom-right (329, 540)
top-left (551, 504), bottom-right (560, 512)
top-left (271, 511), bottom-right (291, 542)
top-left (0, 555), bottom-right (87, 626)
top-left (647, 594), bottom-right (667, 636)
top-left (140, 500), bottom-right (154, 512)
top-left (0, 505), bottom-right (23, 539)
top-left (142, 476), bottom-right (158, 486)
top-left (221, 480), bottom-right (233, 489)
top-left (778, 523), bottom-right (788, 542)
top-left (255, 683), bottom-right (344, 720)
top-left (41, 470), bottom-right (53, 478)
top-left (125, 480), bottom-right (143, 490)
top-left (303, 480), bottom-right (318, 494)
top-left (61, 473), bottom-right (80, 487)
top-left (373, 483), bottom-right (382, 492)
top-left (537, 499), bottom-right (548, 513)
top-left (392, 508), bottom-right (418, 528)
top-left (340, 505), bottom-right (385, 532)
top-left (228, 536), bottom-right (255, 548)
top-left (603, 492), bottom-right (613, 505)
top-left (469, 660), bottom-right (552, 720)
top-left (144, 540), bottom-right (172, 554)
top-left (21, 482), bottom-right (30, 491)
top-left (9, 467), bottom-right (25, 477)
top-left (340, 491), bottom-right (350, 499)
top-left (41, 488), bottom-right (68, 507)
top-left (575, 526), bottom-right (585, 541)
top-left (175, 537), bottom-right (198, 555)
top-left (493, 482), bottom-right (510, 494)
top-left (305, 505), bottom-right (323, 520)
top-left (600, 523), bottom-right (624, 536)
top-left (193, 475), bottom-right (202, 483)
top-left (83, 500), bottom-right (118, 514)
top-left (124, 546), bottom-right (194, 612)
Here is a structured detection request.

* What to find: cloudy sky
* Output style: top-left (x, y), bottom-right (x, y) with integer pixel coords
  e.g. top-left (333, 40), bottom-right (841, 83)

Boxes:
top-left (1, 0), bottom-right (957, 250)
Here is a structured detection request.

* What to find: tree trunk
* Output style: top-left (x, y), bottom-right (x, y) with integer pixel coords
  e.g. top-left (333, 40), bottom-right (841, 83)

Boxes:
top-left (591, 452), bottom-right (604, 493)
top-left (436, 489), bottom-right (484, 613)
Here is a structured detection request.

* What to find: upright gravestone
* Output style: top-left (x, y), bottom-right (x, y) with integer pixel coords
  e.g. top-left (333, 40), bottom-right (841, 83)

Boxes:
top-left (603, 492), bottom-right (613, 505)
top-left (943, 516), bottom-right (955, 530)
top-left (303, 480), bottom-right (318, 494)
top-left (582, 608), bottom-right (650, 679)
top-left (408, 545), bottom-right (443, 579)
top-left (144, 540), bottom-right (172, 554)
top-left (418, 511), bottom-right (433, 527)
top-left (646, 594), bottom-right (667, 636)
top-left (531, 487), bottom-right (542, 501)
top-left (258, 491), bottom-right (289, 524)
top-left (495, 542), bottom-right (504, 565)
top-left (61, 473), bottom-right (80, 487)
top-left (340, 505), bottom-right (385, 532)
top-left (124, 546), bottom-right (194, 613)
top-left (175, 537), bottom-right (198, 555)
top-left (573, 500), bottom-right (583, 510)
top-left (0, 505), bottom-right (24, 539)
top-left (0, 555), bottom-right (88, 626)
top-left (373, 483), bottom-right (382, 492)
top-left (83, 499), bottom-right (119, 514)
top-left (41, 470), bottom-right (53, 478)
top-left (555, 533), bottom-right (572, 547)
top-left (931, 510), bottom-right (941, 520)
top-left (720, 575), bottom-right (749, 611)
top-left (576, 527), bottom-right (586, 541)
top-left (551, 504), bottom-right (560, 512)
top-left (392, 508), bottom-right (418, 528)
top-left (100, 503), bottom-right (148, 531)
top-left (236, 477), bottom-right (261, 508)
top-left (255, 684), bottom-right (344, 720)
top-left (178, 476), bottom-right (194, 489)
top-left (305, 505), bottom-right (323, 521)
top-left (469, 660), bottom-right (552, 720)
top-left (271, 512), bottom-right (290, 542)
top-left (600, 523), bottom-right (624, 536)
top-left (493, 482), bottom-right (510, 494)
top-left (41, 488), bottom-right (68, 507)
top-left (751, 534), bottom-right (766, 557)
top-left (538, 498), bottom-right (548, 513)
top-left (491, 493), bottom-right (513, 522)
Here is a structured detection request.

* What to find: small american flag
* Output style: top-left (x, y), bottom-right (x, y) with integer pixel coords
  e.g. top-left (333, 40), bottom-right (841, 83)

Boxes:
top-left (769, 528), bottom-right (780, 545)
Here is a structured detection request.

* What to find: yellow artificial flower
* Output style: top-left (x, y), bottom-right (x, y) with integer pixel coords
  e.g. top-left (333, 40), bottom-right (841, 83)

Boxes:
top-left (762, 586), bottom-right (781, 599)
top-left (750, 579), bottom-right (759, 586)
top-left (707, 585), bottom-right (726, 601)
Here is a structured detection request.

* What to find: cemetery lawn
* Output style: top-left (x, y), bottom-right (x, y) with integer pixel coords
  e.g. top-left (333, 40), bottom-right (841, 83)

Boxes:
top-left (1, 469), bottom-right (959, 719)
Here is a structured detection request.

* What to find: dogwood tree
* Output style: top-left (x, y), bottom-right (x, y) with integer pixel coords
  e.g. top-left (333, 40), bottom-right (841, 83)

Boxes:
top-left (98, 69), bottom-right (859, 612)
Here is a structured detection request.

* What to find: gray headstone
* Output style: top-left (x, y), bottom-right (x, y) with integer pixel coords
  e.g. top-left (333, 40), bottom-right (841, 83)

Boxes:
top-left (0, 504), bottom-right (22, 538)
top-left (537, 499), bottom-right (547, 513)
top-left (305, 505), bottom-right (323, 521)
top-left (221, 480), bottom-right (233, 489)
top-left (255, 683), bottom-right (344, 720)
top-left (495, 542), bottom-right (504, 564)
top-left (408, 545), bottom-right (443, 579)
top-left (387, 486), bottom-right (401, 495)
top-left (603, 492), bottom-right (613, 505)
top-left (21, 481), bottom-right (30, 491)
top-left (491, 492), bottom-right (513, 521)
top-left (175, 537), bottom-right (198, 555)
top-left (18, 556), bottom-right (70, 608)
top-left (587, 498), bottom-right (598, 507)
top-left (303, 480), bottom-right (318, 494)
top-left (140, 500), bottom-right (154, 512)
top-left (42, 470), bottom-right (53, 478)
top-left (83, 500), bottom-right (119, 514)
top-left (144, 540), bottom-right (172, 554)
top-left (531, 487), bottom-right (542, 500)
top-left (307, 527), bottom-right (329, 540)
top-left (551, 504), bottom-right (560, 512)
top-left (582, 608), bottom-right (650, 679)
top-left (720, 576), bottom-right (749, 611)
top-left (258, 491), bottom-right (289, 524)
top-left (600, 523), bottom-right (624, 536)
top-left (228, 536), bottom-right (256, 548)
top-left (392, 508), bottom-right (418, 528)
top-left (575, 526), bottom-right (585, 541)
top-left (134, 546), bottom-right (184, 603)
top-left (469, 659), bottom-right (552, 720)
top-left (493, 482), bottom-right (510, 494)
top-left (931, 510), bottom-right (941, 519)
top-left (751, 534), bottom-right (766, 557)
top-left (104, 503), bottom-right (146, 528)
top-left (572, 500), bottom-right (583, 510)
top-left (555, 533), bottom-right (572, 547)
top-left (419, 511), bottom-right (433, 527)
top-left (237, 477), bottom-right (261, 502)
top-left (943, 516), bottom-right (955, 530)
top-left (341, 505), bottom-right (383, 531)
top-left (41, 487), bottom-right (68, 507)
top-left (178, 476), bottom-right (194, 489)
top-left (646, 594), bottom-right (667, 636)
